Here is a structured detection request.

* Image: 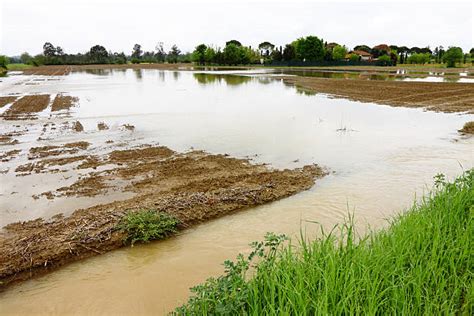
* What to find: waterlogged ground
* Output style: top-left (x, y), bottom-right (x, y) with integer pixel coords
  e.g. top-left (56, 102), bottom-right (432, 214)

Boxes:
top-left (0, 69), bottom-right (473, 314)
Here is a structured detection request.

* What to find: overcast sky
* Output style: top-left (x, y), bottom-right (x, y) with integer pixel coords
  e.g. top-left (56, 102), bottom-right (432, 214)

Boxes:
top-left (1, 0), bottom-right (472, 56)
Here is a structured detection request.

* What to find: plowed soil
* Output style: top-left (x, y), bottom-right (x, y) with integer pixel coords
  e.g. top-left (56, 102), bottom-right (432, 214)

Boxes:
top-left (1, 95), bottom-right (50, 119)
top-left (0, 96), bottom-right (17, 108)
top-left (51, 94), bottom-right (78, 111)
top-left (0, 145), bottom-right (326, 289)
top-left (280, 76), bottom-right (474, 114)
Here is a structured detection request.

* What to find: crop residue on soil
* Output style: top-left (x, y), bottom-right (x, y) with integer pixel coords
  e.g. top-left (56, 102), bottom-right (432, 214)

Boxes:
top-left (0, 144), bottom-right (326, 289)
top-left (51, 94), bottom-right (79, 111)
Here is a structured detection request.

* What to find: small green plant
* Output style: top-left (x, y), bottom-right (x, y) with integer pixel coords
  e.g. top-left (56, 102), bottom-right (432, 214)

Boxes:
top-left (117, 210), bottom-right (180, 246)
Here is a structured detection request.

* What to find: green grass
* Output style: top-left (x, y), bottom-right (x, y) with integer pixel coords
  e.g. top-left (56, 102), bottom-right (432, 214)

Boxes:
top-left (117, 209), bottom-right (180, 246)
top-left (175, 170), bottom-right (473, 315)
top-left (6, 63), bottom-right (33, 71)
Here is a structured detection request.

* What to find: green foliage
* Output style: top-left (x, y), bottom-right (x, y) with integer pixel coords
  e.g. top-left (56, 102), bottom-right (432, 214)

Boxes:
top-left (175, 232), bottom-right (288, 314)
top-left (131, 43), bottom-right (142, 59)
top-left (192, 44), bottom-right (207, 64)
top-left (378, 54), bottom-right (391, 65)
top-left (20, 52), bottom-right (33, 65)
top-left (258, 41), bottom-right (275, 57)
top-left (43, 42), bottom-right (57, 57)
top-left (282, 44), bottom-right (296, 61)
top-left (332, 45), bottom-right (347, 60)
top-left (176, 170), bottom-right (474, 314)
top-left (167, 45), bottom-right (181, 63)
top-left (89, 45), bottom-right (109, 64)
top-left (117, 210), bottom-right (180, 246)
top-left (0, 55), bottom-right (9, 69)
top-left (204, 47), bottom-right (216, 64)
top-left (294, 36), bottom-right (325, 61)
top-left (407, 52), bottom-right (431, 64)
top-left (353, 44), bottom-right (371, 53)
top-left (225, 40), bottom-right (242, 47)
top-left (348, 53), bottom-right (359, 62)
top-left (443, 46), bottom-right (464, 67)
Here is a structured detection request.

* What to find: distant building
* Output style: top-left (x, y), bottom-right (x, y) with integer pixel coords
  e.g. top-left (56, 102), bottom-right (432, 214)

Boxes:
top-left (350, 50), bottom-right (373, 61)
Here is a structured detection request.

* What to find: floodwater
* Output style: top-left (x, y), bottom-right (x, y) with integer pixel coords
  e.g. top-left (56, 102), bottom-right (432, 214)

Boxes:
top-left (0, 69), bottom-right (473, 315)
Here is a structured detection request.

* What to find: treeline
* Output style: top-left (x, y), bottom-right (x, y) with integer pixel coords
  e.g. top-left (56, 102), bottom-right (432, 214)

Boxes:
top-left (4, 38), bottom-right (474, 68)
top-left (192, 38), bottom-right (473, 67)
top-left (10, 42), bottom-right (192, 66)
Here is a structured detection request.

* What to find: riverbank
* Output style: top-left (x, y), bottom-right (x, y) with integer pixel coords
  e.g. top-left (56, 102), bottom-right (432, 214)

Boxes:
top-left (176, 169), bottom-right (474, 314)
top-left (0, 145), bottom-right (326, 289)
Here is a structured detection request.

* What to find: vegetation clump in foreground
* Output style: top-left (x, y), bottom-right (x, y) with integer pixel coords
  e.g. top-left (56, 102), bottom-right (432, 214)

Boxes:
top-left (459, 121), bottom-right (474, 135)
top-left (117, 210), bottom-right (180, 246)
top-left (175, 170), bottom-right (474, 314)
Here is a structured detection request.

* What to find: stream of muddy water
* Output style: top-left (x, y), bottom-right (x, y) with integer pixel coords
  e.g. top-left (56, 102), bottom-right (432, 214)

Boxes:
top-left (0, 69), bottom-right (473, 315)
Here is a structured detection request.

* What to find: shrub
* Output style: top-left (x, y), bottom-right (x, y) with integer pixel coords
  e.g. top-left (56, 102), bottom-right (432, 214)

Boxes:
top-left (377, 54), bottom-right (391, 66)
top-left (117, 210), bottom-right (180, 245)
top-left (0, 55), bottom-right (9, 69)
top-left (443, 47), bottom-right (463, 67)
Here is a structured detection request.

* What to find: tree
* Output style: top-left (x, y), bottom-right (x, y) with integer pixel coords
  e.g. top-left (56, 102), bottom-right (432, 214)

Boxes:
top-left (372, 44), bottom-right (390, 58)
top-left (420, 47), bottom-right (432, 55)
top-left (271, 46), bottom-right (283, 62)
top-left (43, 42), bottom-right (57, 57)
top-left (20, 52), bottom-right (33, 64)
top-left (56, 46), bottom-right (65, 56)
top-left (409, 46), bottom-right (422, 54)
top-left (348, 54), bottom-right (360, 62)
top-left (258, 41), bottom-right (275, 56)
top-left (407, 53), bottom-right (430, 64)
top-left (282, 44), bottom-right (296, 61)
top-left (192, 44), bottom-right (207, 65)
top-left (132, 44), bottom-right (143, 59)
top-left (294, 36), bottom-right (325, 61)
top-left (89, 45), bottom-right (109, 64)
top-left (225, 40), bottom-right (242, 47)
top-left (470, 48), bottom-right (474, 55)
top-left (389, 45), bottom-right (399, 52)
top-left (353, 45), bottom-right (371, 53)
top-left (167, 45), bottom-right (181, 63)
top-left (204, 47), bottom-right (216, 64)
top-left (113, 52), bottom-right (127, 64)
top-left (397, 46), bottom-right (409, 64)
top-left (223, 43), bottom-right (241, 65)
top-left (378, 55), bottom-right (391, 66)
top-left (332, 45), bottom-right (347, 60)
top-left (442, 47), bottom-right (463, 67)
top-left (0, 55), bottom-right (9, 69)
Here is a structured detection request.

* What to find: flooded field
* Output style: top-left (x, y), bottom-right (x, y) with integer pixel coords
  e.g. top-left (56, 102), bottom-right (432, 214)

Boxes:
top-left (0, 69), bottom-right (473, 314)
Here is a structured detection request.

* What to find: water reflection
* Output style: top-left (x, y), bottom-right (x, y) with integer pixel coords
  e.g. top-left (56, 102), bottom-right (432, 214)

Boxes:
top-left (133, 69), bottom-right (143, 80)
top-left (172, 71), bottom-right (181, 81)
top-left (193, 73), bottom-right (253, 86)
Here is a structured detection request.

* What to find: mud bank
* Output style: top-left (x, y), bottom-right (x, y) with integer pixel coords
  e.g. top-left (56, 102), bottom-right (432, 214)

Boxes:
top-left (0, 145), bottom-right (325, 289)
top-left (280, 76), bottom-right (474, 114)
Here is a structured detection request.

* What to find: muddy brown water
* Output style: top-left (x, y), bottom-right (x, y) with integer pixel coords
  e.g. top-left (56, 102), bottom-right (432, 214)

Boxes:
top-left (0, 69), bottom-right (473, 315)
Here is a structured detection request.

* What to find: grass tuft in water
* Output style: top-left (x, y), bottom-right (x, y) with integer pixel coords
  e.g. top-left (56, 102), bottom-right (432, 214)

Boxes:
top-left (175, 169), bottom-right (474, 315)
top-left (459, 121), bottom-right (474, 134)
top-left (117, 210), bottom-right (180, 246)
